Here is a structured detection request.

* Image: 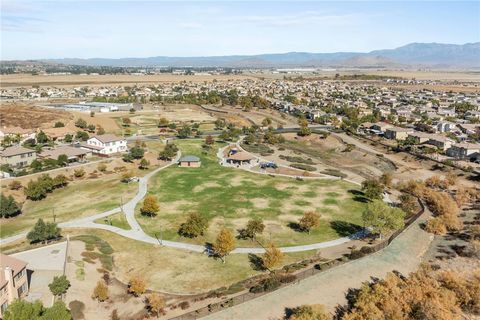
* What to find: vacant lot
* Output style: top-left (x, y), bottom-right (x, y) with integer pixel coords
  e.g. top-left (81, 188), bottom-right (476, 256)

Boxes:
top-left (0, 174), bottom-right (137, 237)
top-left (0, 103), bottom-right (72, 129)
top-left (136, 140), bottom-right (366, 247)
top-left (0, 74), bottom-right (254, 88)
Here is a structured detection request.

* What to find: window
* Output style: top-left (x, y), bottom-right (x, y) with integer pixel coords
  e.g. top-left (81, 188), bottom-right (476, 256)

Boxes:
top-left (17, 282), bottom-right (27, 296)
top-left (15, 269), bottom-right (25, 281)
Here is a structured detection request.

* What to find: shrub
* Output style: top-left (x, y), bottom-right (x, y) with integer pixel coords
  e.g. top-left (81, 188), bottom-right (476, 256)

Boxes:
top-left (128, 276), bottom-right (146, 296)
top-left (290, 163), bottom-right (316, 172)
top-left (8, 180), bottom-right (22, 190)
top-left (48, 275), bottom-right (70, 296)
top-left (92, 280), bottom-right (109, 302)
top-left (179, 301), bottom-right (190, 310)
top-left (321, 169), bottom-right (347, 179)
top-left (97, 163), bottom-right (107, 172)
top-left (73, 168), bottom-right (86, 178)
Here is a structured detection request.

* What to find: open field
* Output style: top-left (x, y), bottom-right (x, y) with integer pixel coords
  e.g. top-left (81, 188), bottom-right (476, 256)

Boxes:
top-left (65, 229), bottom-right (316, 295)
top-left (0, 74), bottom-right (254, 88)
top-left (0, 174), bottom-right (137, 237)
top-left (0, 103), bottom-right (73, 129)
top-left (136, 139), bottom-right (367, 247)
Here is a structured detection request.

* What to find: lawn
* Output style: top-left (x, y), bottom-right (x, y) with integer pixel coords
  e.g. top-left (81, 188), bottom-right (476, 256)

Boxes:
top-left (136, 139), bottom-right (367, 247)
top-left (94, 212), bottom-right (131, 230)
top-left (0, 174), bottom-right (137, 238)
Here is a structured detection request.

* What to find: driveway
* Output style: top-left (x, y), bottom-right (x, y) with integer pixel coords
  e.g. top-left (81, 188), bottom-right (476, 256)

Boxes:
top-left (12, 241), bottom-right (68, 307)
top-left (204, 210), bottom-right (433, 320)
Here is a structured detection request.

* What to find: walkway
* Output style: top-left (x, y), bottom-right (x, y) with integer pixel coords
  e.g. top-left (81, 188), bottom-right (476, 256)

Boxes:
top-left (1, 144), bottom-right (368, 254)
top-left (204, 210), bottom-right (434, 320)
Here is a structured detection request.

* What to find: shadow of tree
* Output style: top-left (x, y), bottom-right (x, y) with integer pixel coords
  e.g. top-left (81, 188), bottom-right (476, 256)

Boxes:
top-left (248, 253), bottom-right (266, 271)
top-left (348, 189), bottom-right (370, 203)
top-left (287, 222), bottom-right (303, 232)
top-left (330, 220), bottom-right (363, 237)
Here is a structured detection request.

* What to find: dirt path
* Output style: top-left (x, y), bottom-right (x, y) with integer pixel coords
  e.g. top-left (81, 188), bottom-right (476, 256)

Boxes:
top-left (204, 209), bottom-right (433, 320)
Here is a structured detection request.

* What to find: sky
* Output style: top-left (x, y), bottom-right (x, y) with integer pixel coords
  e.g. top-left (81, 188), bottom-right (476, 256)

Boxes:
top-left (1, 1), bottom-right (479, 60)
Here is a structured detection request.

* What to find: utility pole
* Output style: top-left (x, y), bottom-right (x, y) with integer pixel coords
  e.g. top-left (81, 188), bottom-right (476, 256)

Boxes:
top-left (52, 208), bottom-right (56, 223)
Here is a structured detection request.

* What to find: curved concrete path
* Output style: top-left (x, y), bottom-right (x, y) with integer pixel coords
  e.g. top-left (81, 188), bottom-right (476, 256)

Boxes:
top-left (1, 146), bottom-right (367, 254)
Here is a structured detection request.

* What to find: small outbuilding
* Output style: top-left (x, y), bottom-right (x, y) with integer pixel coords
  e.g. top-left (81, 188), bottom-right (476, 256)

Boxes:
top-left (179, 155), bottom-right (201, 167)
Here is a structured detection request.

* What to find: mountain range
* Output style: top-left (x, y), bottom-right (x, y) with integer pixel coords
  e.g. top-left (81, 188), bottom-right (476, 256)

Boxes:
top-left (41, 42), bottom-right (480, 68)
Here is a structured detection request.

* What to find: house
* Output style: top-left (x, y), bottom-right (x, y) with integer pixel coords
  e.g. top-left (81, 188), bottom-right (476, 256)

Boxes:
top-left (41, 127), bottom-right (75, 141)
top-left (179, 155), bottom-right (201, 167)
top-left (436, 122), bottom-right (455, 133)
top-left (0, 127), bottom-right (36, 144)
top-left (39, 146), bottom-right (92, 163)
top-left (371, 122), bottom-right (392, 133)
top-left (0, 254), bottom-right (29, 317)
top-left (407, 132), bottom-right (430, 144)
top-left (446, 143), bottom-right (480, 159)
top-left (0, 146), bottom-right (36, 168)
top-left (426, 135), bottom-right (454, 151)
top-left (82, 134), bottom-right (127, 155)
top-left (384, 127), bottom-right (413, 140)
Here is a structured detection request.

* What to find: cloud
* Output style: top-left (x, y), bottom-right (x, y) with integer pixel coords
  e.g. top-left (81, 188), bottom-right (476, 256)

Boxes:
top-left (1, 16), bottom-right (47, 32)
top-left (229, 11), bottom-right (370, 27)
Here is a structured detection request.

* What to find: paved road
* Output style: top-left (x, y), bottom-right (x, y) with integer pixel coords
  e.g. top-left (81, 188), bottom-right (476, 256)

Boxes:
top-left (204, 210), bottom-right (434, 320)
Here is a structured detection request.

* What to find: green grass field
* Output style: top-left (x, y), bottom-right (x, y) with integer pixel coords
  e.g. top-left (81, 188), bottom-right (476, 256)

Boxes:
top-left (136, 140), bottom-right (367, 247)
top-left (1, 175), bottom-right (137, 238)
top-left (94, 212), bottom-right (131, 230)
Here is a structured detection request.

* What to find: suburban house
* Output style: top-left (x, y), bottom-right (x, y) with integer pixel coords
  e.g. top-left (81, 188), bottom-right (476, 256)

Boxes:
top-left (0, 254), bottom-right (29, 317)
top-left (384, 127), bottom-right (413, 140)
top-left (436, 122), bottom-right (455, 133)
top-left (0, 127), bottom-right (36, 144)
top-left (0, 146), bottom-right (37, 168)
top-left (446, 143), bottom-right (480, 159)
top-left (39, 146), bottom-right (92, 163)
top-left (41, 127), bottom-right (75, 141)
top-left (426, 135), bottom-right (454, 151)
top-left (81, 134), bottom-right (127, 155)
top-left (371, 122), bottom-right (392, 133)
top-left (179, 155), bottom-right (201, 167)
top-left (407, 132), bottom-right (431, 144)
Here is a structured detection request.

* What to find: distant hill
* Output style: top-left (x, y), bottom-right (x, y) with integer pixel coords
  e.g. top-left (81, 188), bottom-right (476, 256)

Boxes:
top-left (33, 42), bottom-right (480, 68)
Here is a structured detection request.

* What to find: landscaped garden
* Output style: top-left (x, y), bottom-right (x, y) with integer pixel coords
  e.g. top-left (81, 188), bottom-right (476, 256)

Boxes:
top-left (136, 139), bottom-right (367, 247)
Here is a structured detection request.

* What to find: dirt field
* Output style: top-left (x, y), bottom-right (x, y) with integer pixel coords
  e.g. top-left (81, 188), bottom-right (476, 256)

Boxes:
top-left (0, 74), bottom-right (254, 88)
top-left (0, 103), bottom-right (73, 129)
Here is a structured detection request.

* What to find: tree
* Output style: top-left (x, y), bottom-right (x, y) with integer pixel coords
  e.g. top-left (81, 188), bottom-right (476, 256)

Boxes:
top-left (140, 195), bottom-right (159, 217)
top-left (97, 163), bottom-right (107, 172)
top-left (90, 111), bottom-right (95, 117)
top-left (262, 243), bottom-right (284, 270)
top-left (27, 219), bottom-right (61, 244)
top-left (75, 131), bottom-right (89, 141)
top-left (243, 218), bottom-right (265, 240)
top-left (213, 228), bottom-right (236, 263)
top-left (64, 134), bottom-right (73, 143)
top-left (128, 276), bottom-right (146, 296)
top-left (262, 117), bottom-right (272, 127)
top-left (297, 117), bottom-right (311, 137)
top-left (159, 143), bottom-right (178, 160)
top-left (299, 211), bottom-right (320, 234)
top-left (96, 125), bottom-right (105, 135)
top-left (288, 304), bottom-right (331, 320)
top-left (205, 135), bottom-right (215, 146)
top-left (0, 194), bottom-right (21, 218)
top-left (362, 200), bottom-right (405, 239)
top-left (122, 117), bottom-right (131, 127)
top-left (57, 154), bottom-right (68, 167)
top-left (87, 124), bottom-right (96, 133)
top-left (139, 158), bottom-right (150, 170)
top-left (75, 118), bottom-right (87, 129)
top-left (361, 179), bottom-right (384, 200)
top-left (178, 213), bottom-right (208, 238)
top-left (41, 301), bottom-right (72, 320)
top-left (36, 131), bottom-right (49, 144)
top-left (30, 159), bottom-right (43, 172)
top-left (146, 293), bottom-right (165, 317)
top-left (3, 300), bottom-right (44, 320)
top-left (48, 275), bottom-right (70, 296)
top-left (129, 146), bottom-right (145, 159)
top-left (92, 280), bottom-right (109, 302)
top-left (177, 125), bottom-right (192, 139)
top-left (24, 180), bottom-right (47, 200)
top-left (54, 121), bottom-right (65, 128)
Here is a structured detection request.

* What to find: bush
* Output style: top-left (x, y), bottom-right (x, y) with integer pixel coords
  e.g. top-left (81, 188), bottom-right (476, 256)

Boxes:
top-left (290, 163), bottom-right (316, 172)
top-left (73, 168), bottom-right (86, 178)
top-left (179, 301), bottom-right (190, 310)
top-left (321, 169), bottom-right (347, 178)
top-left (8, 180), bottom-right (22, 190)
top-left (97, 163), bottom-right (107, 172)
top-left (250, 277), bottom-right (281, 293)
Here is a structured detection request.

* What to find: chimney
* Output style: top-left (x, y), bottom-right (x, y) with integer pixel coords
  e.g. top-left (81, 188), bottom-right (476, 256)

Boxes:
top-left (3, 267), bottom-right (18, 303)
